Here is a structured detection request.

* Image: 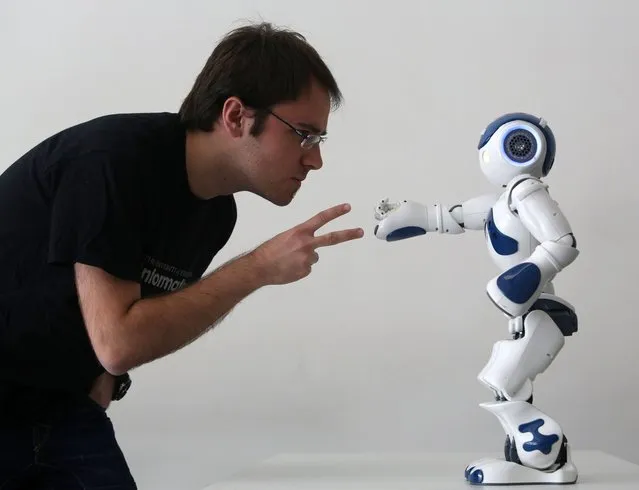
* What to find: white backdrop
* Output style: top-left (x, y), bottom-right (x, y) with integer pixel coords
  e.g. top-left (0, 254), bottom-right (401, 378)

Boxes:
top-left (2, 1), bottom-right (638, 489)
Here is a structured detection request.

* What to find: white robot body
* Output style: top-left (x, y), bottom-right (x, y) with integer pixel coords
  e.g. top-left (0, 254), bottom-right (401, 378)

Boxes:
top-left (485, 174), bottom-right (579, 318)
top-left (373, 113), bottom-right (579, 485)
top-left (477, 309), bottom-right (566, 402)
top-left (485, 178), bottom-right (540, 272)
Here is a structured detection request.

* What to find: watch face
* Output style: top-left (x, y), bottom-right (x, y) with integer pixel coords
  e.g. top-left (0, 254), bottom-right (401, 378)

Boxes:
top-left (112, 374), bottom-right (132, 401)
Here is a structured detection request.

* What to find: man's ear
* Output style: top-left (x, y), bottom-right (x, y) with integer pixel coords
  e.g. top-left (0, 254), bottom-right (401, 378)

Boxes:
top-left (221, 97), bottom-right (253, 138)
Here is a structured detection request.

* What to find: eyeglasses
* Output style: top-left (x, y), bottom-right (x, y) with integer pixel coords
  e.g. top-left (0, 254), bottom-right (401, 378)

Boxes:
top-left (266, 110), bottom-right (327, 149)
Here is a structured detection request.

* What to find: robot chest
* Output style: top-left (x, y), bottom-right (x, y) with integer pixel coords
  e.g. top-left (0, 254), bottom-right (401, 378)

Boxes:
top-left (484, 204), bottom-right (533, 256)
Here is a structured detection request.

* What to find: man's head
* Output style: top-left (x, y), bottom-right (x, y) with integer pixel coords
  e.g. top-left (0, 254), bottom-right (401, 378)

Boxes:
top-left (180, 22), bottom-right (342, 205)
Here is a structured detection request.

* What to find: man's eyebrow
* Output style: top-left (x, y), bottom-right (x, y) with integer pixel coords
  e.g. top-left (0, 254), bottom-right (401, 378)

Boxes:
top-left (297, 122), bottom-right (327, 135)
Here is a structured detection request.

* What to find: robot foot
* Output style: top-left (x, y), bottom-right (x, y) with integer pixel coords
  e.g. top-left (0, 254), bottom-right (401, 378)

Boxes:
top-left (464, 445), bottom-right (578, 485)
top-left (465, 400), bottom-right (578, 485)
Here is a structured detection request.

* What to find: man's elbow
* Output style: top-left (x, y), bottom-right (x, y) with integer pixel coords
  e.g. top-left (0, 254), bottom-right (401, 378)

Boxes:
top-left (96, 345), bottom-right (132, 376)
top-left (90, 330), bottom-right (135, 376)
top-left (103, 357), bottom-right (131, 377)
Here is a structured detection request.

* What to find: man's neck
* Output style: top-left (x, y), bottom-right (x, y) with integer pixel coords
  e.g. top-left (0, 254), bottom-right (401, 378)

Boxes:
top-left (184, 130), bottom-right (245, 200)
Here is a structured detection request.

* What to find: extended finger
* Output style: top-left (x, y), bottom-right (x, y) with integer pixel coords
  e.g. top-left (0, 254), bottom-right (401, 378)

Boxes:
top-left (299, 203), bottom-right (352, 232)
top-left (313, 227), bottom-right (364, 248)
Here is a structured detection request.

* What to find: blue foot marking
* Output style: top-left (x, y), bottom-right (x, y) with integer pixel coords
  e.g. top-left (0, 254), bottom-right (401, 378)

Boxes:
top-left (385, 226), bottom-right (426, 241)
top-left (496, 262), bottom-right (541, 304)
top-left (519, 419), bottom-right (560, 454)
top-left (485, 209), bottom-right (518, 255)
top-left (468, 468), bottom-right (484, 484)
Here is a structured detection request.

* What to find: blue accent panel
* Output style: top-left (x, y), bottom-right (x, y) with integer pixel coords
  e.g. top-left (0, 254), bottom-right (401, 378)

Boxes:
top-left (519, 419), bottom-right (560, 455)
top-left (465, 466), bottom-right (474, 479)
top-left (496, 262), bottom-right (541, 304)
top-left (542, 121), bottom-right (556, 176)
top-left (468, 468), bottom-right (484, 484)
top-left (386, 226), bottom-right (426, 242)
top-left (530, 298), bottom-right (579, 336)
top-left (477, 112), bottom-right (556, 176)
top-left (485, 209), bottom-right (518, 255)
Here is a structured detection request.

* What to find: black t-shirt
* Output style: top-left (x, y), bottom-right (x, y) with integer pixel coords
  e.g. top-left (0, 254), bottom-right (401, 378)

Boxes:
top-left (0, 112), bottom-right (237, 397)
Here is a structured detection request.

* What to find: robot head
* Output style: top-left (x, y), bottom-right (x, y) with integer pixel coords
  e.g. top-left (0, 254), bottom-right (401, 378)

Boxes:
top-left (477, 112), bottom-right (556, 187)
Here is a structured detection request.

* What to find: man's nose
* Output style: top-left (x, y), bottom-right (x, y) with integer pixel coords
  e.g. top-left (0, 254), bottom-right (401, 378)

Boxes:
top-left (302, 146), bottom-right (323, 170)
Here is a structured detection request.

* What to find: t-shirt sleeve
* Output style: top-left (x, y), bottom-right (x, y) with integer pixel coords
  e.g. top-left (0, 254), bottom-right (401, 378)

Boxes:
top-left (47, 152), bottom-right (143, 282)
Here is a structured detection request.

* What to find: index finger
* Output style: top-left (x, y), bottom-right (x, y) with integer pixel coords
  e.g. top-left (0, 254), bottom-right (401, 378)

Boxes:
top-left (313, 227), bottom-right (365, 248)
top-left (299, 203), bottom-right (352, 232)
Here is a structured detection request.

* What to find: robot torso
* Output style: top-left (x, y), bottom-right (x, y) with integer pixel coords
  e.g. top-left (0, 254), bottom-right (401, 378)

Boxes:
top-left (484, 189), bottom-right (538, 273)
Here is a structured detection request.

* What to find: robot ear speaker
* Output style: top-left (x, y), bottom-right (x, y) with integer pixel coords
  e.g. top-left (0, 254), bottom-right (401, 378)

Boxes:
top-left (540, 125), bottom-right (556, 176)
top-left (542, 155), bottom-right (554, 176)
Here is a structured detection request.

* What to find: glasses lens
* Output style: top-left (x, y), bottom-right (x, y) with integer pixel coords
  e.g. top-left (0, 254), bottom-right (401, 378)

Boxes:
top-left (301, 135), bottom-right (322, 149)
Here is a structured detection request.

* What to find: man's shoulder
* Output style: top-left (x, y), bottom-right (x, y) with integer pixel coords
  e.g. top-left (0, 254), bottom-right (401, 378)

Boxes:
top-left (1, 112), bottom-right (184, 190)
top-left (14, 112), bottom-right (181, 162)
top-left (35, 111), bottom-right (184, 173)
top-left (80, 111), bottom-right (180, 129)
top-left (63, 112), bottom-right (182, 149)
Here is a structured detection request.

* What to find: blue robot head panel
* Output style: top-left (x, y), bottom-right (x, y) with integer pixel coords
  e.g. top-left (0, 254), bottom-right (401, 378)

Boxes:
top-left (478, 112), bottom-right (556, 177)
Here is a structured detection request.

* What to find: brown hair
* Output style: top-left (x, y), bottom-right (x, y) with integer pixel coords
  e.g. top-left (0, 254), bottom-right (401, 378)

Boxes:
top-left (179, 21), bottom-right (342, 135)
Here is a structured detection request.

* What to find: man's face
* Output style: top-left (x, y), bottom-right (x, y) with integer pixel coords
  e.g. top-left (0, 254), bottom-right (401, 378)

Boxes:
top-left (242, 79), bottom-right (331, 206)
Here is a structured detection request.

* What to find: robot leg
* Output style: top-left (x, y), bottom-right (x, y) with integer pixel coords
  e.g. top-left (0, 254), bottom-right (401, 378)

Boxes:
top-left (478, 309), bottom-right (565, 402)
top-left (466, 308), bottom-right (578, 485)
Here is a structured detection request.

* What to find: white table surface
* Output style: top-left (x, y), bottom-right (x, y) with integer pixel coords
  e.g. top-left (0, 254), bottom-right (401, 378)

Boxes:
top-left (202, 450), bottom-right (639, 489)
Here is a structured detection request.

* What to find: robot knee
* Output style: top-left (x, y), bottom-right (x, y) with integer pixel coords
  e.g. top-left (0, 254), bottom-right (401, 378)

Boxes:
top-left (527, 297), bottom-right (578, 336)
top-left (522, 310), bottom-right (565, 348)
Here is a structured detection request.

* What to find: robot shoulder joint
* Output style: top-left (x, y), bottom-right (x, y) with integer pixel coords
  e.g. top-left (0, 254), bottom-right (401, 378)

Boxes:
top-left (510, 177), bottom-right (549, 204)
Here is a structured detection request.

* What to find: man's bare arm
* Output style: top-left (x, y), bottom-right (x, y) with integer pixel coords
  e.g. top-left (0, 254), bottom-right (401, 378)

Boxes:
top-left (76, 253), bottom-right (263, 375)
top-left (76, 203), bottom-right (364, 375)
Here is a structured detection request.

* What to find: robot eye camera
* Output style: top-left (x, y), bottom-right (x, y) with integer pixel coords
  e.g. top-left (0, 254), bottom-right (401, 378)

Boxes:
top-left (477, 112), bottom-right (557, 187)
top-left (503, 127), bottom-right (537, 163)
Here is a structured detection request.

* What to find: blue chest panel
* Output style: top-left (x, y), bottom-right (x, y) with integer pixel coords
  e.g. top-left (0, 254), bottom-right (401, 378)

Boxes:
top-left (485, 209), bottom-right (518, 255)
top-left (519, 419), bottom-right (559, 454)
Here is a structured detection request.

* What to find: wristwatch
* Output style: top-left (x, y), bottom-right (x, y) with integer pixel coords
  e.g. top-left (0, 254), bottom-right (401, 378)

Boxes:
top-left (112, 373), bottom-right (132, 401)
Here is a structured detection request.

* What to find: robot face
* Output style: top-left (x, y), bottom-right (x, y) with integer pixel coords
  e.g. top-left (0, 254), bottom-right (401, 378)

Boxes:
top-left (478, 114), bottom-right (554, 187)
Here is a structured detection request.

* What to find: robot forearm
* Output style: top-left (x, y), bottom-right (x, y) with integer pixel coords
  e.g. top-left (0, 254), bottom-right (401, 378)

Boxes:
top-left (373, 198), bottom-right (464, 241)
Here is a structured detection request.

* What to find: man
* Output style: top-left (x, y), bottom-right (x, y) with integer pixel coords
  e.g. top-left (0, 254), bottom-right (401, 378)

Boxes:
top-left (0, 21), bottom-right (363, 488)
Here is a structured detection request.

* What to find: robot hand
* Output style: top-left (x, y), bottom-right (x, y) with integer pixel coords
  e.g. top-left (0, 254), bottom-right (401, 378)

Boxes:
top-left (373, 198), bottom-right (429, 241)
top-left (374, 198), bottom-right (401, 220)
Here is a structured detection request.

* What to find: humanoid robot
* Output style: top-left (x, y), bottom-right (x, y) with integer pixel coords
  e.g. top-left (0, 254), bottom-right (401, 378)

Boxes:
top-left (373, 113), bottom-right (579, 485)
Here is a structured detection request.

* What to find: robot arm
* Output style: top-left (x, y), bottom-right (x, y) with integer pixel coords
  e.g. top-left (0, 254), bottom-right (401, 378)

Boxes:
top-left (373, 193), bottom-right (499, 241)
top-left (486, 177), bottom-right (579, 317)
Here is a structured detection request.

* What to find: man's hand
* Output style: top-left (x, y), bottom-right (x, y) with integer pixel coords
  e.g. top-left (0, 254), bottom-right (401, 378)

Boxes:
top-left (249, 203), bottom-right (364, 285)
